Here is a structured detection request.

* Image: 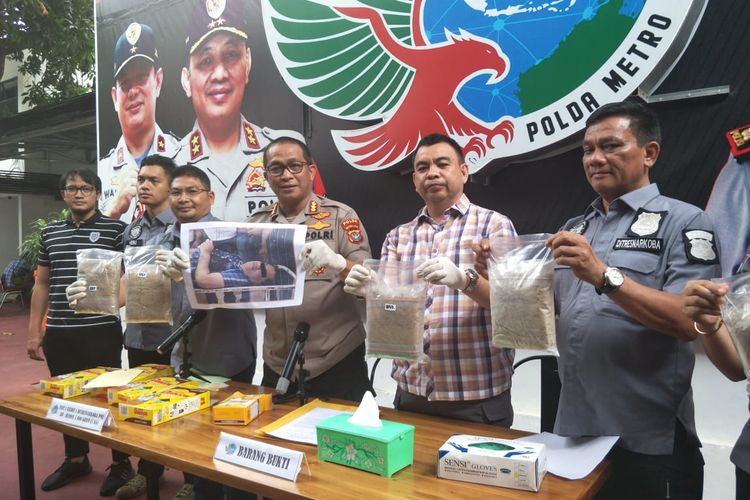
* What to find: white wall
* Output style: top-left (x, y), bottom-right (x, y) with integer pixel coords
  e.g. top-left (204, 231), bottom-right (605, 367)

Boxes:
top-left (0, 195), bottom-right (20, 269)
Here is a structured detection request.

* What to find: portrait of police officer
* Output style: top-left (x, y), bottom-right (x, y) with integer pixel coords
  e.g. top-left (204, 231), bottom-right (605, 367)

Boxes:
top-left (175, 0), bottom-right (325, 221)
top-left (100, 22), bottom-right (180, 222)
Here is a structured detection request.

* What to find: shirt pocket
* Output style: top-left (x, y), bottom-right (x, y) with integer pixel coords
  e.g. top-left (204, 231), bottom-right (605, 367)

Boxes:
top-left (594, 251), bottom-right (661, 318)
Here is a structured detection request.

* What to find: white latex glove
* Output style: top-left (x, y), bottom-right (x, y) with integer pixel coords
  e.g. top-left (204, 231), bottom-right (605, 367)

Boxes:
top-left (109, 167), bottom-right (137, 218)
top-left (66, 279), bottom-right (88, 308)
top-left (300, 240), bottom-right (347, 274)
top-left (155, 248), bottom-right (189, 282)
top-left (416, 257), bottom-right (468, 290)
top-left (343, 264), bottom-right (373, 297)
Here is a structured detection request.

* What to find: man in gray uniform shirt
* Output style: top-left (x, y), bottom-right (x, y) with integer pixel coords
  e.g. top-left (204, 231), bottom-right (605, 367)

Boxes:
top-left (547, 100), bottom-right (721, 499)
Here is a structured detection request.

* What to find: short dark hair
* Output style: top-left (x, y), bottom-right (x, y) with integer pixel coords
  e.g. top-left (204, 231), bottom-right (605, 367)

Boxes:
top-left (413, 133), bottom-right (465, 166)
top-left (262, 136), bottom-right (313, 167)
top-left (170, 165), bottom-right (211, 190)
top-left (586, 100), bottom-right (661, 145)
top-left (59, 168), bottom-right (101, 193)
top-left (141, 154), bottom-right (177, 176)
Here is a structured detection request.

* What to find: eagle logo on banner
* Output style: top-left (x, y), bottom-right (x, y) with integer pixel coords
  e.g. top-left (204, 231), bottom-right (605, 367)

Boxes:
top-left (262, 0), bottom-right (703, 172)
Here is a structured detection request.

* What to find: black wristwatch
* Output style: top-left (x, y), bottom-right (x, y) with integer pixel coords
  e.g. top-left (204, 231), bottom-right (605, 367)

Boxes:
top-left (595, 267), bottom-right (624, 295)
top-left (462, 268), bottom-right (479, 293)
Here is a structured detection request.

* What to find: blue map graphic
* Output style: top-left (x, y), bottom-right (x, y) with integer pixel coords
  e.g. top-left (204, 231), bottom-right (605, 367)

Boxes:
top-left (422, 0), bottom-right (646, 122)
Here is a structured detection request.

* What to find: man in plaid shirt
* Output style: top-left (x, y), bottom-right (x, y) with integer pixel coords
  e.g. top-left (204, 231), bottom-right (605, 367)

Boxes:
top-left (345, 133), bottom-right (517, 426)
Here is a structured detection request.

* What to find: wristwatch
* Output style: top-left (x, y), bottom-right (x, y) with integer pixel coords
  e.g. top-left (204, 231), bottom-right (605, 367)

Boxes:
top-left (462, 268), bottom-right (479, 293)
top-left (595, 267), bottom-right (624, 295)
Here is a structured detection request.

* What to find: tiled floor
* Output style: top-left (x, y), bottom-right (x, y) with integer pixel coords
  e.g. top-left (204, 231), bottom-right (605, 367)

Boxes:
top-left (0, 305), bottom-right (186, 499)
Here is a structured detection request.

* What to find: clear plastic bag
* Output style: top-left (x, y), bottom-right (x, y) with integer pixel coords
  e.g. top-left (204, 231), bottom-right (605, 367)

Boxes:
top-left (364, 259), bottom-right (427, 361)
top-left (75, 248), bottom-right (122, 316)
top-left (488, 234), bottom-right (557, 354)
top-left (124, 245), bottom-right (172, 324)
top-left (718, 273), bottom-right (750, 378)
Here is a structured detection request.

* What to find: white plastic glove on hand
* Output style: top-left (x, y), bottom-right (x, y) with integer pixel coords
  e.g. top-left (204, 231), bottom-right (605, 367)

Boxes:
top-left (155, 248), bottom-right (189, 282)
top-left (416, 257), bottom-right (468, 290)
top-left (301, 240), bottom-right (347, 274)
top-left (66, 279), bottom-right (87, 308)
top-left (343, 264), bottom-right (373, 297)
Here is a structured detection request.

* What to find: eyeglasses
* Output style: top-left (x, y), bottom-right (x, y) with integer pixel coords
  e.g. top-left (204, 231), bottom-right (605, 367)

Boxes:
top-left (169, 188), bottom-right (209, 198)
top-left (265, 161), bottom-right (307, 177)
top-left (63, 185), bottom-right (96, 195)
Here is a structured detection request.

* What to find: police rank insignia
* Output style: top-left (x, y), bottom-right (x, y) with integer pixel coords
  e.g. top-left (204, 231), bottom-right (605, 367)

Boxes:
top-left (243, 122), bottom-right (260, 150)
top-left (157, 134), bottom-right (166, 153)
top-left (308, 200), bottom-right (319, 213)
top-left (568, 220), bottom-right (588, 235)
top-left (117, 147), bottom-right (124, 165)
top-left (245, 166), bottom-right (266, 192)
top-left (189, 131), bottom-right (203, 161)
top-left (683, 229), bottom-right (719, 264)
top-left (627, 209), bottom-right (667, 237)
top-left (312, 211), bottom-right (331, 220)
top-left (342, 218), bottom-right (363, 243)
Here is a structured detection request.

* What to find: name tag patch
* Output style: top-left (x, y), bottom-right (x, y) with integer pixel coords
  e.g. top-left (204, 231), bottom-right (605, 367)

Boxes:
top-left (613, 238), bottom-right (663, 254)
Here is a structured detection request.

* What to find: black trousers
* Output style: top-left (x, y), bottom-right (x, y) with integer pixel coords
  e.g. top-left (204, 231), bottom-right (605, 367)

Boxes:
top-left (595, 420), bottom-right (704, 500)
top-left (43, 324), bottom-right (128, 462)
top-left (261, 342), bottom-right (372, 403)
top-left (737, 466), bottom-right (750, 500)
top-left (394, 387), bottom-right (513, 427)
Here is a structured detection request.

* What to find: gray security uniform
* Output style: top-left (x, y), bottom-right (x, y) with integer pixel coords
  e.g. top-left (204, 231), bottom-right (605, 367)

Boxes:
top-left (554, 183), bottom-right (721, 455)
top-left (99, 124), bottom-right (180, 221)
top-left (123, 208), bottom-right (176, 351)
top-left (732, 248), bottom-right (750, 474)
top-left (175, 117), bottom-right (302, 221)
top-left (159, 214), bottom-right (257, 378)
top-left (249, 194), bottom-right (371, 380)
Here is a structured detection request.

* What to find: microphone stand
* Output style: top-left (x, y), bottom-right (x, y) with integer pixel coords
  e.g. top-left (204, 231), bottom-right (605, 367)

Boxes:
top-left (178, 333), bottom-right (210, 383)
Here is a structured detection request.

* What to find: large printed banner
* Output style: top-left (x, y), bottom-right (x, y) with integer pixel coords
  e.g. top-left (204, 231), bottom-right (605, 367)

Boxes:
top-left (96, 0), bottom-right (705, 221)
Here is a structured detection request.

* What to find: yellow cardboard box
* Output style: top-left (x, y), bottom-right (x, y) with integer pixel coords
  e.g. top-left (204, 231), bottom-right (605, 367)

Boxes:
top-left (114, 377), bottom-right (196, 406)
top-left (212, 392), bottom-right (273, 425)
top-left (105, 364), bottom-right (175, 405)
top-left (39, 367), bottom-right (112, 399)
top-left (118, 386), bottom-right (210, 426)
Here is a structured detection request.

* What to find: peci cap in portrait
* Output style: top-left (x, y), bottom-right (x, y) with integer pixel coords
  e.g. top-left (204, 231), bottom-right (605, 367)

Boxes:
top-left (113, 22), bottom-right (158, 79)
top-left (186, 0), bottom-right (248, 56)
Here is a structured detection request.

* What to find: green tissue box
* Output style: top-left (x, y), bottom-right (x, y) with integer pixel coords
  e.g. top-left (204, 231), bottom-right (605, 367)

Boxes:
top-left (316, 413), bottom-right (414, 477)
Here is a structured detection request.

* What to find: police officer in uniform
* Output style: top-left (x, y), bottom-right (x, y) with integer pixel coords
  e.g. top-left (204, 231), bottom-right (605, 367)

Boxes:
top-left (99, 22), bottom-right (180, 221)
top-left (547, 100), bottom-right (721, 500)
top-left (249, 136), bottom-right (372, 401)
top-left (176, 0), bottom-right (325, 222)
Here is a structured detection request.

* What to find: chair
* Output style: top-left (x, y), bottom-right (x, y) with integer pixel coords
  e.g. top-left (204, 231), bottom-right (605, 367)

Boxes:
top-left (513, 354), bottom-right (561, 433)
top-left (0, 281), bottom-right (25, 310)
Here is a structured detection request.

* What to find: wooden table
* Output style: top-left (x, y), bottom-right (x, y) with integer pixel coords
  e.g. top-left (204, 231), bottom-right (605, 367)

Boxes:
top-left (0, 385), bottom-right (609, 499)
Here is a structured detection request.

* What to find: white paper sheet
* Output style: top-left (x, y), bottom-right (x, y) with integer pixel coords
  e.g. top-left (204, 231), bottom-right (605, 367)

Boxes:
top-left (517, 432), bottom-right (618, 480)
top-left (83, 368), bottom-right (143, 389)
top-left (264, 407), bottom-right (350, 445)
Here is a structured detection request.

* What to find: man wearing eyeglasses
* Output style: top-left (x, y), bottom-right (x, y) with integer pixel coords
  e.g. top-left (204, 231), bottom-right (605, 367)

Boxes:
top-left (248, 136), bottom-right (373, 402)
top-left (27, 169), bottom-right (134, 495)
top-left (155, 165), bottom-right (257, 499)
top-left (99, 22), bottom-right (180, 221)
top-left (175, 0), bottom-right (324, 221)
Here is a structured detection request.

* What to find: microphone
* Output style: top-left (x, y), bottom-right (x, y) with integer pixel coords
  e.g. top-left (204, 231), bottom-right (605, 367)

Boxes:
top-left (275, 322), bottom-right (310, 394)
top-left (156, 310), bottom-right (208, 355)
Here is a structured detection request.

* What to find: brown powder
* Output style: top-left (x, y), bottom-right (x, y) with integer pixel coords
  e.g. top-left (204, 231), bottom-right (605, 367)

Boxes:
top-left (75, 254), bottom-right (121, 315)
top-left (366, 295), bottom-right (425, 361)
top-left (489, 260), bottom-right (557, 352)
top-left (125, 263), bottom-right (172, 324)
